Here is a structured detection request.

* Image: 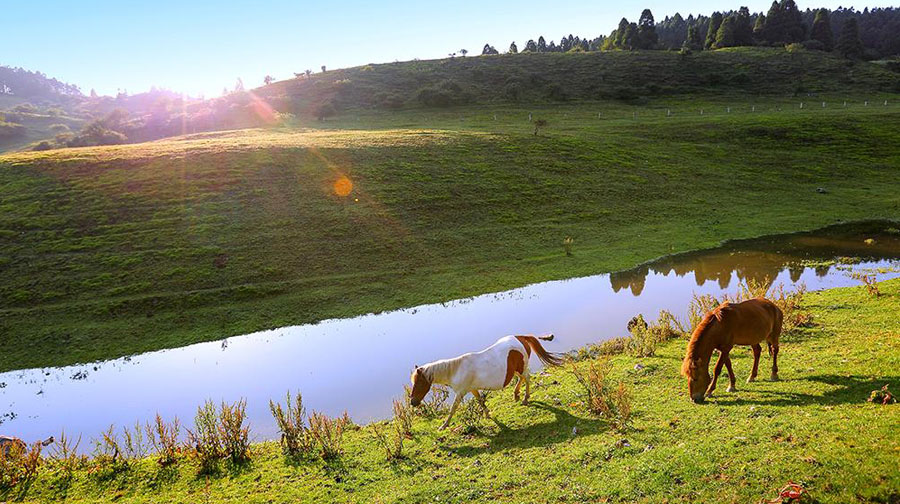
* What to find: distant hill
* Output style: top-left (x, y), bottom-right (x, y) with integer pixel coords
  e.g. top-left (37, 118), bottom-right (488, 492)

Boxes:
top-left (257, 47), bottom-right (900, 116)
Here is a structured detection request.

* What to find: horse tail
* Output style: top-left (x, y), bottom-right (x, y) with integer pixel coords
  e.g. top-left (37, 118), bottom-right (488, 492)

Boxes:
top-left (515, 335), bottom-right (565, 367)
top-left (537, 333), bottom-right (554, 342)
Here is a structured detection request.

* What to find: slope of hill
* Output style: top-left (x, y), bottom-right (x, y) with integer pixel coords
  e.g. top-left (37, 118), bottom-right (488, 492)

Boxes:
top-left (258, 47), bottom-right (900, 115)
top-left (1, 94), bottom-right (899, 371)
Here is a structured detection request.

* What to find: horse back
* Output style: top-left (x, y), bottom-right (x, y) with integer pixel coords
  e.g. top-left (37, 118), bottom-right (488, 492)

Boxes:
top-left (729, 298), bottom-right (782, 346)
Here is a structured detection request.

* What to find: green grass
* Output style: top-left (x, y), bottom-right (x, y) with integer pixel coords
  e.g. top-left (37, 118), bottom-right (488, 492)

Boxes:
top-left (1, 95), bottom-right (899, 372)
top-left (6, 278), bottom-right (899, 503)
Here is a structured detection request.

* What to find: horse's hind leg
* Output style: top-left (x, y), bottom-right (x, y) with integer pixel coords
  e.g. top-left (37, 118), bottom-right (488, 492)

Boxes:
top-left (769, 341), bottom-right (780, 381)
top-left (522, 367), bottom-right (531, 405)
top-left (747, 344), bottom-right (762, 383)
top-left (769, 309), bottom-right (783, 381)
top-left (723, 353), bottom-right (737, 393)
top-left (440, 391), bottom-right (466, 430)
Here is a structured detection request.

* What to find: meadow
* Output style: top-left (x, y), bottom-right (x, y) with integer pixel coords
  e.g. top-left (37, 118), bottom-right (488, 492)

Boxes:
top-left (1, 92), bottom-right (900, 371)
top-left (2, 278), bottom-right (897, 503)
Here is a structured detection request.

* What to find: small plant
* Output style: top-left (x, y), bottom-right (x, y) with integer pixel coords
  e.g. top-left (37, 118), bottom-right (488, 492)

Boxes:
top-left (121, 421), bottom-right (147, 461)
top-left (146, 414), bottom-right (180, 466)
top-left (0, 440), bottom-right (42, 490)
top-left (219, 399), bottom-right (251, 463)
top-left (626, 324), bottom-right (657, 357)
top-left (851, 272), bottom-right (880, 297)
top-left (269, 391), bottom-right (315, 457)
top-left (188, 401), bottom-right (223, 473)
top-left (92, 424), bottom-right (126, 471)
top-left (868, 384), bottom-right (896, 405)
top-left (308, 412), bottom-right (348, 460)
top-left (570, 357), bottom-right (632, 432)
top-left (392, 399), bottom-right (414, 437)
top-left (456, 393), bottom-right (490, 434)
top-left (48, 431), bottom-right (84, 479)
top-left (563, 236), bottom-right (574, 256)
top-left (688, 293), bottom-right (722, 333)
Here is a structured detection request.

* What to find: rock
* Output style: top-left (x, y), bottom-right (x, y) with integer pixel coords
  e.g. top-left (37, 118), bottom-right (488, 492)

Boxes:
top-left (816, 187), bottom-right (828, 194)
top-left (634, 363), bottom-right (645, 371)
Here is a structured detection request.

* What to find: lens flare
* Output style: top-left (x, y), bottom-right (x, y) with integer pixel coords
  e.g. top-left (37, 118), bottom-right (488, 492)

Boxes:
top-left (333, 176), bottom-right (353, 197)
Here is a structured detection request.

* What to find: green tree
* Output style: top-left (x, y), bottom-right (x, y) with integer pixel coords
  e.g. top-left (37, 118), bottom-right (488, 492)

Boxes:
top-left (810, 9), bottom-right (834, 51)
top-left (734, 7), bottom-right (754, 46)
top-left (537, 36), bottom-right (547, 52)
top-left (715, 15), bottom-right (737, 48)
top-left (705, 12), bottom-right (724, 49)
top-left (524, 39), bottom-right (537, 52)
top-left (686, 25), bottom-right (703, 50)
top-left (753, 13), bottom-right (766, 39)
top-left (614, 18), bottom-right (630, 48)
top-left (508, 41), bottom-right (518, 54)
top-left (263, 75), bottom-right (275, 86)
top-left (637, 9), bottom-right (658, 49)
top-left (481, 44), bottom-right (499, 55)
top-left (836, 17), bottom-right (863, 58)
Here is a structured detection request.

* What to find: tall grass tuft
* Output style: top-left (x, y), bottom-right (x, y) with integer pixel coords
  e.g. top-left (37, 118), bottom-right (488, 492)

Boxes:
top-left (146, 414), bottom-right (180, 466)
top-left (188, 401), bottom-right (223, 473)
top-left (48, 431), bottom-right (84, 479)
top-left (570, 357), bottom-right (632, 432)
top-left (851, 272), bottom-right (880, 298)
top-left (626, 310), bottom-right (686, 357)
top-left (392, 399), bottom-right (414, 437)
top-left (308, 412), bottom-right (348, 460)
top-left (219, 399), bottom-right (250, 463)
top-left (121, 422), bottom-right (147, 461)
top-left (269, 391), bottom-right (315, 458)
top-left (372, 420), bottom-right (406, 461)
top-left (92, 424), bottom-right (125, 470)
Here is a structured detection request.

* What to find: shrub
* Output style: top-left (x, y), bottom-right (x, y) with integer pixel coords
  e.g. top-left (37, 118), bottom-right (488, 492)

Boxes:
top-left (219, 399), bottom-right (250, 463)
top-left (626, 324), bottom-right (657, 357)
top-left (570, 358), bottom-right (632, 432)
top-left (372, 420), bottom-right (406, 461)
top-left (0, 440), bottom-right (43, 490)
top-left (92, 424), bottom-right (125, 470)
top-left (456, 392), bottom-right (491, 434)
top-left (32, 141), bottom-right (52, 151)
top-left (314, 102), bottom-right (336, 121)
top-left (146, 414), bottom-right (180, 466)
top-left (409, 384), bottom-right (451, 418)
top-left (688, 293), bottom-right (721, 333)
top-left (188, 401), bottom-right (223, 473)
top-left (48, 431), bottom-right (84, 479)
top-left (851, 272), bottom-right (880, 298)
top-left (121, 422), bottom-right (147, 461)
top-left (392, 399), bottom-right (414, 437)
top-left (308, 412), bottom-right (348, 460)
top-left (48, 123), bottom-right (70, 133)
top-left (269, 391), bottom-right (315, 457)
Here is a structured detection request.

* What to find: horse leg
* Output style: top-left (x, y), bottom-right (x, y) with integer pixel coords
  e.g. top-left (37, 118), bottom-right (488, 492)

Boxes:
top-left (472, 390), bottom-right (490, 418)
top-left (706, 351), bottom-right (726, 397)
top-left (522, 371), bottom-right (531, 405)
top-left (513, 376), bottom-right (522, 402)
top-left (724, 352), bottom-right (737, 392)
top-left (439, 392), bottom-right (466, 430)
top-left (747, 344), bottom-right (762, 383)
top-left (770, 342), bottom-right (780, 381)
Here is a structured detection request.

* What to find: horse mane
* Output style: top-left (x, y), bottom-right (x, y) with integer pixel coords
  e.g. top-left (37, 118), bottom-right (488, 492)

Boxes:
top-left (681, 302), bottom-right (732, 377)
top-left (422, 357), bottom-right (463, 384)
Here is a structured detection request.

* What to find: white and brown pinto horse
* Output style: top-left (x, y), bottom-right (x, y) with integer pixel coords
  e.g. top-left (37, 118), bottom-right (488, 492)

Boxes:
top-left (410, 334), bottom-right (563, 429)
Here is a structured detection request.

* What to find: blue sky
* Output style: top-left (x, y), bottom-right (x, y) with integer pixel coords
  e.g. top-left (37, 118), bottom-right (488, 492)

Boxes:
top-left (6, 0), bottom-right (892, 97)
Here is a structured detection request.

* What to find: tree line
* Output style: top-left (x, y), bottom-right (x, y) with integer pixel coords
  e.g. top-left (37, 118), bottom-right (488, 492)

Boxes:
top-left (0, 66), bottom-right (82, 99)
top-left (484, 3), bottom-right (900, 59)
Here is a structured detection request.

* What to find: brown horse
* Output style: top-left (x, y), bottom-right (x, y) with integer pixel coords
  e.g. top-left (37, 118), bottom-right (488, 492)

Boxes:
top-left (681, 298), bottom-right (783, 403)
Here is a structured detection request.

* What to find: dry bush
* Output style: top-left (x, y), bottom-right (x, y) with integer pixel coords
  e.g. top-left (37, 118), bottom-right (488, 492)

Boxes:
top-left (48, 431), bottom-right (84, 479)
top-left (407, 384), bottom-right (451, 418)
top-left (626, 324), bottom-right (658, 357)
top-left (688, 293), bottom-right (722, 333)
top-left (392, 399), bottom-right (414, 437)
top-left (851, 272), bottom-right (880, 298)
top-left (625, 310), bottom-right (685, 357)
top-left (269, 391), bottom-right (315, 457)
top-left (570, 357), bottom-right (632, 432)
top-left (121, 422), bottom-right (147, 461)
top-left (92, 424), bottom-right (125, 470)
top-left (219, 399), bottom-right (250, 463)
top-left (308, 412), bottom-right (348, 460)
top-left (456, 393), bottom-right (491, 434)
top-left (372, 421), bottom-right (406, 461)
top-left (146, 414), bottom-right (180, 466)
top-left (0, 440), bottom-right (43, 489)
top-left (188, 401), bottom-right (222, 473)
top-left (767, 282), bottom-right (810, 331)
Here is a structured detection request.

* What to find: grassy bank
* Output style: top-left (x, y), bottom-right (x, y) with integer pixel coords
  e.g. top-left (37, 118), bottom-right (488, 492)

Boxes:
top-left (1, 97), bottom-right (899, 371)
top-left (4, 278), bottom-right (898, 503)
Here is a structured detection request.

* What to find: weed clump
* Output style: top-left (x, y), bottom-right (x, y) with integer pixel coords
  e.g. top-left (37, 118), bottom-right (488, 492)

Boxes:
top-left (187, 399), bottom-right (251, 473)
top-left (851, 272), bottom-right (880, 297)
top-left (146, 414), bottom-right (181, 466)
top-left (308, 412), bottom-right (349, 460)
top-left (269, 391), bottom-right (315, 458)
top-left (0, 441), bottom-right (43, 490)
top-left (570, 357), bottom-right (632, 432)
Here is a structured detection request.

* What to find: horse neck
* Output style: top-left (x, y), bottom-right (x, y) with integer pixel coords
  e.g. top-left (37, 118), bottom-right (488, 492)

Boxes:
top-left (425, 357), bottom-right (463, 385)
top-left (686, 324), bottom-right (717, 367)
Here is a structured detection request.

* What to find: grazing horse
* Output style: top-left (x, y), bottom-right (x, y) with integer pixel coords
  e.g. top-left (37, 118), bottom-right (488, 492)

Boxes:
top-left (681, 298), bottom-right (783, 403)
top-left (410, 334), bottom-right (563, 429)
top-left (0, 435), bottom-right (54, 457)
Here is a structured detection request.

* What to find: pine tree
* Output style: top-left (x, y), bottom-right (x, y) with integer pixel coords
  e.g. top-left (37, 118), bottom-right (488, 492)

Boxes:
top-left (715, 15), bottom-right (737, 48)
top-left (734, 7), bottom-right (754, 46)
top-left (509, 41), bottom-right (518, 54)
top-left (836, 17), bottom-right (863, 58)
top-left (687, 25), bottom-right (703, 49)
top-left (614, 18), bottom-right (630, 48)
top-left (637, 9), bottom-right (658, 49)
top-left (810, 9), bottom-right (834, 50)
top-left (537, 36), bottom-right (547, 52)
top-left (705, 12), bottom-right (724, 49)
top-left (753, 13), bottom-right (766, 39)
top-left (524, 39), bottom-right (537, 52)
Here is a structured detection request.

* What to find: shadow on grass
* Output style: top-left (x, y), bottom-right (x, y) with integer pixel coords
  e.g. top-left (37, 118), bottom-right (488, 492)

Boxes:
top-left (448, 401), bottom-right (608, 458)
top-left (714, 374), bottom-right (899, 407)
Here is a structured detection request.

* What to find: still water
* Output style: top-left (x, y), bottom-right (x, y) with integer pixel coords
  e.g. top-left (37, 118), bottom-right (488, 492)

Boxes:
top-left (1, 221), bottom-right (898, 447)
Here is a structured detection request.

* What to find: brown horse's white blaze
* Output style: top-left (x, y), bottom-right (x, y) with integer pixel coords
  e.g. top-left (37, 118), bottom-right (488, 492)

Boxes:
top-left (410, 334), bottom-right (563, 429)
top-left (682, 297), bottom-right (783, 403)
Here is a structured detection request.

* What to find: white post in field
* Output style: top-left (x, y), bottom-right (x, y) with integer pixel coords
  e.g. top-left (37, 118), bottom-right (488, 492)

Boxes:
top-left (800, 102), bottom-right (803, 109)
top-left (667, 109), bottom-right (671, 117)
top-left (865, 101), bottom-right (868, 106)
top-left (822, 101), bottom-right (826, 108)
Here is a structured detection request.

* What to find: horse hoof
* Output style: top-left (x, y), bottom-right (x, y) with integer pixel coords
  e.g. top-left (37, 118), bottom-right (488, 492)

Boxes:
top-left (726, 386), bottom-right (736, 393)
top-left (746, 376), bottom-right (756, 383)
top-left (770, 375), bottom-right (780, 382)
top-left (522, 399), bottom-right (530, 405)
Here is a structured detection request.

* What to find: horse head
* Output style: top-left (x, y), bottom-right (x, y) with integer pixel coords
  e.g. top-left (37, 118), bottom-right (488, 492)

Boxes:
top-left (409, 365), bottom-right (433, 407)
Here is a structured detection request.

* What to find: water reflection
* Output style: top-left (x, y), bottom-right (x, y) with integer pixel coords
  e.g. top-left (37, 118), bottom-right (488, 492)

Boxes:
top-left (1, 221), bottom-right (898, 449)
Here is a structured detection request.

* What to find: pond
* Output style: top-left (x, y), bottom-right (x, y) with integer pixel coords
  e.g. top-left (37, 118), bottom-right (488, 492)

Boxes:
top-left (1, 221), bottom-right (898, 448)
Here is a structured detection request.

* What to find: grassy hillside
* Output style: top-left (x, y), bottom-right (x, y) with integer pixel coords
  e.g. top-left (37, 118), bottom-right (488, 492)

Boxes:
top-left (5, 278), bottom-right (899, 503)
top-left (259, 48), bottom-right (900, 115)
top-left (1, 95), bottom-right (899, 371)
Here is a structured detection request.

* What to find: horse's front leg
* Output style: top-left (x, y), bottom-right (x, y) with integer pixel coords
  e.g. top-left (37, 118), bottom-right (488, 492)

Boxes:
top-left (723, 352), bottom-right (737, 392)
top-left (439, 392), bottom-right (466, 430)
top-left (706, 352), bottom-right (726, 397)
